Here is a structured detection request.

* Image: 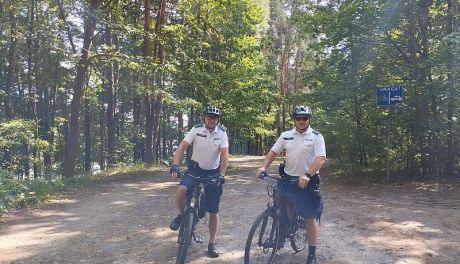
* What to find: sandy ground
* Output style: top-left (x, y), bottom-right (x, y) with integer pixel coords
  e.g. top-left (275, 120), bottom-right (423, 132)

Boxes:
top-left (0, 156), bottom-right (459, 264)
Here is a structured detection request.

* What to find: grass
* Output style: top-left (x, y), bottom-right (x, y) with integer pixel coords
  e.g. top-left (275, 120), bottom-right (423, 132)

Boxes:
top-left (0, 174), bottom-right (93, 214)
top-left (0, 163), bottom-right (164, 215)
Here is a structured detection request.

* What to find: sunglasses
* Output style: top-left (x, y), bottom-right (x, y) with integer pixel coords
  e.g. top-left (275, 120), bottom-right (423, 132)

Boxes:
top-left (295, 117), bottom-right (310, 121)
top-left (206, 114), bottom-right (219, 119)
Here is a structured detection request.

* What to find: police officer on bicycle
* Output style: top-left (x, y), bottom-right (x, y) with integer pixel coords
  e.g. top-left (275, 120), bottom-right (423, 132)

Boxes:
top-left (257, 105), bottom-right (326, 264)
top-left (169, 105), bottom-right (229, 258)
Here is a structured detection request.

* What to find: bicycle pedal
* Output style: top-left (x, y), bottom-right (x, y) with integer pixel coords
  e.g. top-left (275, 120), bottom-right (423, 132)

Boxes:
top-left (193, 233), bottom-right (203, 243)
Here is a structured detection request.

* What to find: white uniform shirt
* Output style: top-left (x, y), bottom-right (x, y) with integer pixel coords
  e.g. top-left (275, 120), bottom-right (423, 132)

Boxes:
top-left (184, 124), bottom-right (229, 170)
top-left (271, 127), bottom-right (326, 176)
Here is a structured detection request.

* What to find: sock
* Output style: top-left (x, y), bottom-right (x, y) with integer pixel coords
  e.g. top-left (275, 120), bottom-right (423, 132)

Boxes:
top-left (308, 246), bottom-right (316, 258)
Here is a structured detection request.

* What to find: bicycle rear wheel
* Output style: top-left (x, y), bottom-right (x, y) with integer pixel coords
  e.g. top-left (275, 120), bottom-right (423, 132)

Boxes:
top-left (244, 210), bottom-right (279, 264)
top-left (175, 211), bottom-right (194, 264)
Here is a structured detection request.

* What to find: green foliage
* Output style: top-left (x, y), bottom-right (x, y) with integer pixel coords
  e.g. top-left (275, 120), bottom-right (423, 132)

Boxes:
top-left (1, 0), bottom-right (458, 183)
top-left (286, 0), bottom-right (460, 179)
top-left (0, 173), bottom-right (91, 214)
top-left (0, 119), bottom-right (49, 171)
top-left (167, 0), bottom-right (276, 139)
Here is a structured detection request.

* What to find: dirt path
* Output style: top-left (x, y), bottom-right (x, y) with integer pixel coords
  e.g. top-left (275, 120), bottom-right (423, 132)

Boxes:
top-left (1, 156), bottom-right (459, 264)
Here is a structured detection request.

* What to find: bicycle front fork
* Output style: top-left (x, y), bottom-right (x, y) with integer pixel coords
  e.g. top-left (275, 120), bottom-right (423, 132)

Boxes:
top-left (192, 213), bottom-right (203, 243)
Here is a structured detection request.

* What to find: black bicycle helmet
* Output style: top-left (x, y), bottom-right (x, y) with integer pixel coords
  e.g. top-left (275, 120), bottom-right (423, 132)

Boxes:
top-left (292, 105), bottom-right (312, 118)
top-left (203, 105), bottom-right (221, 117)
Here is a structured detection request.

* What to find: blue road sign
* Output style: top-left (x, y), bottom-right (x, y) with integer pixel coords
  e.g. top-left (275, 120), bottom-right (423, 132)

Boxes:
top-left (377, 86), bottom-right (403, 105)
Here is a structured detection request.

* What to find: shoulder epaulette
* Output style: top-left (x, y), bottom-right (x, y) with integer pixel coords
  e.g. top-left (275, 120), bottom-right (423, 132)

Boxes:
top-left (312, 130), bottom-right (321, 135)
top-left (283, 137), bottom-right (294, 140)
top-left (194, 123), bottom-right (204, 128)
top-left (218, 125), bottom-right (227, 132)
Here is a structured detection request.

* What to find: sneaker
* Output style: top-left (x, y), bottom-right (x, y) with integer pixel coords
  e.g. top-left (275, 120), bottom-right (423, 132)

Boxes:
top-left (169, 215), bottom-right (182, 231)
top-left (207, 243), bottom-right (219, 258)
top-left (306, 255), bottom-right (318, 264)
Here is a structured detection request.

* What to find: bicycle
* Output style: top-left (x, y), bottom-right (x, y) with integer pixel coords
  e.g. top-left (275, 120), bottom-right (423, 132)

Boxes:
top-left (244, 172), bottom-right (308, 264)
top-left (175, 171), bottom-right (224, 264)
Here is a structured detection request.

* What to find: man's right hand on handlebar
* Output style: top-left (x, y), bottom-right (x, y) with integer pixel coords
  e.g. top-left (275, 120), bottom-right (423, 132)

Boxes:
top-left (170, 164), bottom-right (180, 178)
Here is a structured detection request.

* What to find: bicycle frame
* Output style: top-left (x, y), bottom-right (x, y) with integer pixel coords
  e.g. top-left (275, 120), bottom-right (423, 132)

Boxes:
top-left (175, 173), bottom-right (221, 264)
top-left (261, 173), bottom-right (302, 241)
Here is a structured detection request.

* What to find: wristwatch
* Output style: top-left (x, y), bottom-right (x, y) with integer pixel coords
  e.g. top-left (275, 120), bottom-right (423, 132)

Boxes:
top-left (305, 173), bottom-right (312, 178)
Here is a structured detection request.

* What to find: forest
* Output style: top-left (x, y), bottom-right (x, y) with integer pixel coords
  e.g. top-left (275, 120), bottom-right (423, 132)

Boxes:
top-left (0, 0), bottom-right (459, 184)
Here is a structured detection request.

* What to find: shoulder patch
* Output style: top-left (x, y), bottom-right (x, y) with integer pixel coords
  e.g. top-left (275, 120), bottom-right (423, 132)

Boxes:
top-left (312, 130), bottom-right (321, 135)
top-left (194, 123), bottom-right (204, 128)
top-left (218, 125), bottom-right (227, 132)
top-left (283, 137), bottom-right (294, 140)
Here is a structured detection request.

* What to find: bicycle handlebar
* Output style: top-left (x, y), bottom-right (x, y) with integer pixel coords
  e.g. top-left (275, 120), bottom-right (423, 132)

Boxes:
top-left (258, 171), bottom-right (298, 184)
top-left (177, 172), bottom-right (225, 185)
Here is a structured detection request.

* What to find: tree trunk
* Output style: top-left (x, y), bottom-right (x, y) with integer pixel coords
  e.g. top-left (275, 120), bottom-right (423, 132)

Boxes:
top-left (151, 95), bottom-right (163, 163)
top-left (46, 59), bottom-right (59, 171)
top-left (84, 95), bottom-right (91, 173)
top-left (42, 78), bottom-right (52, 172)
top-left (255, 134), bottom-right (261, 156)
top-left (4, 12), bottom-right (17, 119)
top-left (146, 0), bottom-right (167, 164)
top-left (133, 96), bottom-right (143, 162)
top-left (105, 17), bottom-right (116, 166)
top-left (446, 0), bottom-right (458, 177)
top-left (55, 0), bottom-right (76, 53)
top-left (99, 92), bottom-right (105, 170)
top-left (23, 0), bottom-right (37, 179)
top-left (113, 34), bottom-right (120, 158)
top-left (63, 0), bottom-right (99, 177)
top-left (278, 30), bottom-right (287, 134)
top-left (161, 105), bottom-right (167, 160)
top-left (177, 110), bottom-right (184, 145)
top-left (406, 0), bottom-right (429, 178)
top-left (143, 0), bottom-right (154, 163)
top-left (280, 46), bottom-right (287, 132)
top-left (2, 11), bottom-right (18, 168)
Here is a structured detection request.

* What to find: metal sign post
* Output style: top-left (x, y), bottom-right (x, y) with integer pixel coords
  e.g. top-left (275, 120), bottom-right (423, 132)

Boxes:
top-left (386, 107), bottom-right (391, 182)
top-left (377, 86), bottom-right (404, 182)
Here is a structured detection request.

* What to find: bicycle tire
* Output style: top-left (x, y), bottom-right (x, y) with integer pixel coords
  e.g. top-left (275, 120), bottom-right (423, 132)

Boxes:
top-left (291, 216), bottom-right (307, 252)
top-left (290, 228), bottom-right (307, 252)
top-left (198, 191), bottom-right (206, 219)
top-left (175, 211), bottom-right (194, 264)
top-left (244, 210), bottom-right (279, 264)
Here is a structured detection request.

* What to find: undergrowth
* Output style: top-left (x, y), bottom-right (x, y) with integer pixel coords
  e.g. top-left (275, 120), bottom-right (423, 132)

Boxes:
top-left (0, 164), bottom-right (162, 215)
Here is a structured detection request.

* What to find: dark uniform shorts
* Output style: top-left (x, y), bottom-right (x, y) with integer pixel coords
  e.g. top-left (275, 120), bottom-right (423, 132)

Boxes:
top-left (277, 180), bottom-right (323, 220)
top-left (179, 168), bottom-right (223, 214)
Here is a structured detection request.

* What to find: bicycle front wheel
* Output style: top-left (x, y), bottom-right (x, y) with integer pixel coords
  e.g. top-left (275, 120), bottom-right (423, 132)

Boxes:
top-left (244, 210), bottom-right (279, 264)
top-left (291, 227), bottom-right (307, 252)
top-left (197, 191), bottom-right (206, 219)
top-left (291, 216), bottom-right (307, 252)
top-left (175, 211), bottom-right (194, 264)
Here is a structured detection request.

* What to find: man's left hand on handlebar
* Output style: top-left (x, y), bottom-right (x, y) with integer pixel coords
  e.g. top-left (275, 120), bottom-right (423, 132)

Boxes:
top-left (256, 167), bottom-right (266, 178)
top-left (170, 164), bottom-right (180, 178)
